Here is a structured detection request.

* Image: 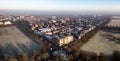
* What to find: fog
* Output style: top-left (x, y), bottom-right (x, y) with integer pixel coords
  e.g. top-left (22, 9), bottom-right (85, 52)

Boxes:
top-left (0, 10), bottom-right (120, 16)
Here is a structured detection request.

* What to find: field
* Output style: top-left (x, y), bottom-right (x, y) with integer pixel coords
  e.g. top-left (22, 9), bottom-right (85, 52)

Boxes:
top-left (80, 31), bottom-right (120, 55)
top-left (0, 26), bottom-right (40, 56)
top-left (107, 18), bottom-right (120, 26)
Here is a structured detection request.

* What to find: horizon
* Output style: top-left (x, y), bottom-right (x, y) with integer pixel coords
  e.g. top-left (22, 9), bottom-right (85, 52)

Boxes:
top-left (0, 0), bottom-right (120, 12)
top-left (0, 9), bottom-right (120, 15)
top-left (0, 1), bottom-right (120, 60)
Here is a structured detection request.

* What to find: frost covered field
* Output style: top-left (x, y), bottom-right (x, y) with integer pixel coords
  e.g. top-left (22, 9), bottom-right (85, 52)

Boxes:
top-left (80, 31), bottom-right (120, 55)
top-left (0, 26), bottom-right (40, 56)
top-left (107, 18), bottom-right (120, 26)
top-left (0, 26), bottom-right (32, 46)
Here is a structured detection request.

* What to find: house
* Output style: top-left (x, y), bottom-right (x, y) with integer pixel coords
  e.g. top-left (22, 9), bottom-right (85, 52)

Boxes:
top-left (0, 21), bottom-right (3, 25)
top-left (4, 21), bottom-right (12, 25)
top-left (38, 28), bottom-right (51, 32)
top-left (45, 31), bottom-right (52, 35)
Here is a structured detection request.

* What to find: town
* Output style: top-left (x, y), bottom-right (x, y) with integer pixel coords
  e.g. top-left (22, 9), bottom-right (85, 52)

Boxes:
top-left (0, 15), bottom-right (110, 47)
top-left (0, 0), bottom-right (120, 61)
top-left (0, 14), bottom-right (120, 61)
top-left (0, 15), bottom-right (114, 61)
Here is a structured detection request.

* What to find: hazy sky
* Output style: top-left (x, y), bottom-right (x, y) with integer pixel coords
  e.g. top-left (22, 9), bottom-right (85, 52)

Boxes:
top-left (0, 0), bottom-right (120, 12)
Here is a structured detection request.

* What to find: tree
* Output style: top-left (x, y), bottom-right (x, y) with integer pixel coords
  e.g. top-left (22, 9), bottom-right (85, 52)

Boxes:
top-left (3, 54), bottom-right (9, 61)
top-left (8, 57), bottom-right (17, 61)
top-left (30, 50), bottom-right (40, 61)
top-left (41, 52), bottom-right (49, 60)
top-left (19, 53), bottom-right (28, 61)
top-left (36, 56), bottom-right (42, 61)
top-left (99, 53), bottom-right (109, 61)
top-left (66, 54), bottom-right (73, 61)
top-left (54, 55), bottom-right (64, 61)
top-left (112, 51), bottom-right (120, 61)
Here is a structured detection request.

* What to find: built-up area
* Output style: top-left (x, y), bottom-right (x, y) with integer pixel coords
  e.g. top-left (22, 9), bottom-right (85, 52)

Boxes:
top-left (0, 15), bottom-right (110, 46)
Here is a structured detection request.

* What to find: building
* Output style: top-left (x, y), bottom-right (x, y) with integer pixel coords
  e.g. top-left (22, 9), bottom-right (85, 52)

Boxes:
top-left (19, 16), bottom-right (25, 19)
top-left (39, 28), bottom-right (51, 33)
top-left (4, 21), bottom-right (12, 25)
top-left (0, 21), bottom-right (3, 25)
top-left (0, 20), bottom-right (12, 26)
top-left (58, 35), bottom-right (74, 46)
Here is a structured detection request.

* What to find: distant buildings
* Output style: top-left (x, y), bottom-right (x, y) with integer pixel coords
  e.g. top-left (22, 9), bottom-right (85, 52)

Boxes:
top-left (0, 15), bottom-right (13, 26)
top-left (0, 20), bottom-right (12, 26)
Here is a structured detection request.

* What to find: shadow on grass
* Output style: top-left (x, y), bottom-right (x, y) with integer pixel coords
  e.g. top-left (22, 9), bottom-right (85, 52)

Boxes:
top-left (0, 23), bottom-right (41, 57)
top-left (100, 32), bottom-right (120, 44)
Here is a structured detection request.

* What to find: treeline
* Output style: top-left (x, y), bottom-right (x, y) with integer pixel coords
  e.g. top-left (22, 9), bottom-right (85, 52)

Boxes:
top-left (0, 50), bottom-right (49, 61)
top-left (16, 20), bottom-right (32, 33)
top-left (0, 50), bottom-right (120, 61)
top-left (66, 26), bottom-right (98, 48)
top-left (102, 25), bottom-right (120, 31)
top-left (67, 20), bottom-right (109, 48)
top-left (64, 46), bottom-right (120, 61)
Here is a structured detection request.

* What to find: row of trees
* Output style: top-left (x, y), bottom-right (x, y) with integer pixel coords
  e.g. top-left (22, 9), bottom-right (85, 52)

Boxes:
top-left (1, 49), bottom-right (119, 61)
top-left (66, 47), bottom-right (120, 61)
top-left (0, 50), bottom-right (49, 61)
top-left (102, 25), bottom-right (120, 31)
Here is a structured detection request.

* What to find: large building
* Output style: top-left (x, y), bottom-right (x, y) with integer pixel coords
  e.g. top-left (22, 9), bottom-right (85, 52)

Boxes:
top-left (56, 35), bottom-right (74, 46)
top-left (60, 35), bottom-right (73, 46)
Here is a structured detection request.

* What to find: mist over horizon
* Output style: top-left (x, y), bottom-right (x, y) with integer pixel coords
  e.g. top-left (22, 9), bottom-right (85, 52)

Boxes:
top-left (0, 0), bottom-right (119, 16)
top-left (0, 9), bottom-right (120, 16)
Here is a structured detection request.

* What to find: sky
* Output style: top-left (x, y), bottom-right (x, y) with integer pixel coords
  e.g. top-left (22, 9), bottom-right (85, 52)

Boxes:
top-left (0, 0), bottom-right (120, 12)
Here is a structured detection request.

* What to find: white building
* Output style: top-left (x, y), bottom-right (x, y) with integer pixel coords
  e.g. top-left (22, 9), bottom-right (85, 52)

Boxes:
top-left (39, 28), bottom-right (51, 33)
top-left (4, 21), bottom-right (12, 25)
top-left (45, 32), bottom-right (52, 35)
top-left (58, 35), bottom-right (74, 46)
top-left (0, 21), bottom-right (12, 25)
